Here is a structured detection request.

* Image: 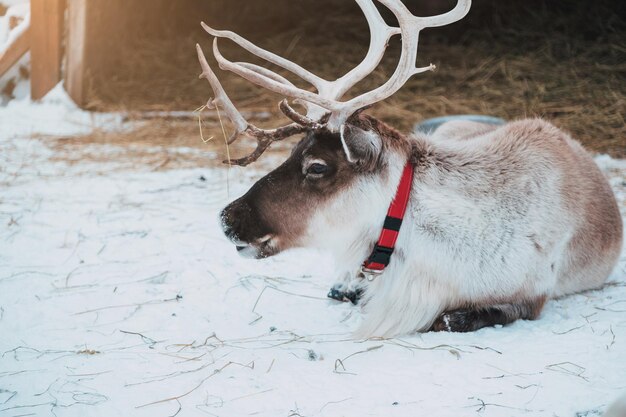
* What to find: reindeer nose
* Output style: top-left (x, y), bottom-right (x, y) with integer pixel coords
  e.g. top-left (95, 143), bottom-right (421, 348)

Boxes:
top-left (220, 198), bottom-right (255, 243)
top-left (219, 203), bottom-right (240, 241)
top-left (220, 197), bottom-right (274, 246)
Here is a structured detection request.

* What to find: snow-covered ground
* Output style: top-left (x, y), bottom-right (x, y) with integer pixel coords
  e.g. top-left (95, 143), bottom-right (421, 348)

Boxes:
top-left (1, 88), bottom-right (625, 417)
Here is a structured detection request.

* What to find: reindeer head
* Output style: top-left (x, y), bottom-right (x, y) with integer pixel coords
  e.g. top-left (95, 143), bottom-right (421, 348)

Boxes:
top-left (221, 113), bottom-right (412, 258)
top-left (198, 0), bottom-right (471, 258)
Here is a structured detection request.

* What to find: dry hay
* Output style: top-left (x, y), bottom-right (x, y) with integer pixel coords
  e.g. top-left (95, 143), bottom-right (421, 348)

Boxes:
top-left (70, 0), bottom-right (624, 162)
top-left (45, 114), bottom-right (297, 171)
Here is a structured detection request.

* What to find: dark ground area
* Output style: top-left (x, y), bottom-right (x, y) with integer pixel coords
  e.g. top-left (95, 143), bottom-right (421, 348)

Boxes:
top-left (77, 0), bottom-right (625, 157)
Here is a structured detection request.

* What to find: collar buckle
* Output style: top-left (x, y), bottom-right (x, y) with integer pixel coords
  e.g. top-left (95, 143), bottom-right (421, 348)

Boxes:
top-left (360, 265), bottom-right (384, 281)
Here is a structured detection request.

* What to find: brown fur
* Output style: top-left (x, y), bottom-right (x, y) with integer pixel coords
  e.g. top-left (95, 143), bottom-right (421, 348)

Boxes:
top-left (431, 295), bottom-right (547, 332)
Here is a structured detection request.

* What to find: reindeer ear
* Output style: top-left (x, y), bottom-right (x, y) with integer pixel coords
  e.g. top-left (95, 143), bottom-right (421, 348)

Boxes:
top-left (340, 123), bottom-right (382, 171)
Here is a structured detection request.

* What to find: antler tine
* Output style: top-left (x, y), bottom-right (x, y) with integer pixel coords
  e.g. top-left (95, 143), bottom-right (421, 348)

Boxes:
top-left (212, 38), bottom-right (342, 114)
top-left (196, 43), bottom-right (247, 141)
top-left (325, 0), bottom-right (471, 129)
top-left (279, 100), bottom-right (327, 129)
top-left (229, 122), bottom-right (308, 166)
top-left (204, 21), bottom-right (335, 119)
top-left (196, 44), bottom-right (308, 166)
top-left (233, 63), bottom-right (327, 129)
top-left (414, 0), bottom-right (472, 28)
top-left (329, 0), bottom-right (401, 99)
top-left (237, 62), bottom-right (296, 88)
top-left (201, 22), bottom-right (329, 93)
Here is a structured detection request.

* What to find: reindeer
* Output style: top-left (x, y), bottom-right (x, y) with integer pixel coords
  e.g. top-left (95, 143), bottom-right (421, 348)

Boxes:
top-left (196, 0), bottom-right (623, 336)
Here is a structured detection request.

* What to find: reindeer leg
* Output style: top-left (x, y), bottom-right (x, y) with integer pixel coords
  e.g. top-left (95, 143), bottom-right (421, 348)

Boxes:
top-left (431, 296), bottom-right (547, 332)
top-left (328, 285), bottom-right (364, 304)
top-left (327, 272), bottom-right (364, 304)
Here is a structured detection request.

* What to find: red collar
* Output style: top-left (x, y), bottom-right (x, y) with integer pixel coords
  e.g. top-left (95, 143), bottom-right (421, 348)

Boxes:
top-left (361, 162), bottom-right (414, 279)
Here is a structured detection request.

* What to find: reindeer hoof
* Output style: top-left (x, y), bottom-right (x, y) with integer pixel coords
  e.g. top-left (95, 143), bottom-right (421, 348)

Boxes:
top-left (327, 285), bottom-right (363, 305)
top-left (431, 309), bottom-right (481, 332)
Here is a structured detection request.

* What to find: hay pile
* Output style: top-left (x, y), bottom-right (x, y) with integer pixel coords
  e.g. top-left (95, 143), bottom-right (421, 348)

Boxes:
top-left (78, 0), bottom-right (625, 158)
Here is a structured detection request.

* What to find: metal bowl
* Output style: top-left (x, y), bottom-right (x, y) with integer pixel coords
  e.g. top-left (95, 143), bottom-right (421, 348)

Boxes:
top-left (414, 114), bottom-right (506, 135)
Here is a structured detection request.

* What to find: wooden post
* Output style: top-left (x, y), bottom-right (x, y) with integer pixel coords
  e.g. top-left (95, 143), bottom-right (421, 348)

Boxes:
top-left (0, 27), bottom-right (30, 78)
top-left (30, 0), bottom-right (65, 100)
top-left (65, 0), bottom-right (88, 107)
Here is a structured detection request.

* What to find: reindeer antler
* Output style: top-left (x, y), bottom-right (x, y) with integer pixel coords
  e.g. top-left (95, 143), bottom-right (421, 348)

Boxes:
top-left (197, 44), bottom-right (310, 166)
top-left (197, 0), bottom-right (471, 166)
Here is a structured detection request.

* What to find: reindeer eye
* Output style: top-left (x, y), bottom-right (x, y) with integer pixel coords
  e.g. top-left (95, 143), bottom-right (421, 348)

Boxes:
top-left (306, 162), bottom-right (328, 176)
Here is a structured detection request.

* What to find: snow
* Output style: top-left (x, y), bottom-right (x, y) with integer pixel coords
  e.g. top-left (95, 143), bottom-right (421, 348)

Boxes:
top-left (0, 83), bottom-right (123, 139)
top-left (0, 0), bottom-right (30, 104)
top-left (0, 0), bottom-right (28, 8)
top-left (0, 88), bottom-right (625, 417)
top-left (0, 4), bottom-right (28, 56)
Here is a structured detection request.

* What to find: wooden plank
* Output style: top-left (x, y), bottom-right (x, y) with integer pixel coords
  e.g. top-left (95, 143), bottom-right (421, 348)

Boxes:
top-left (0, 26), bottom-right (30, 78)
top-left (30, 0), bottom-right (66, 100)
top-left (65, 0), bottom-right (87, 107)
